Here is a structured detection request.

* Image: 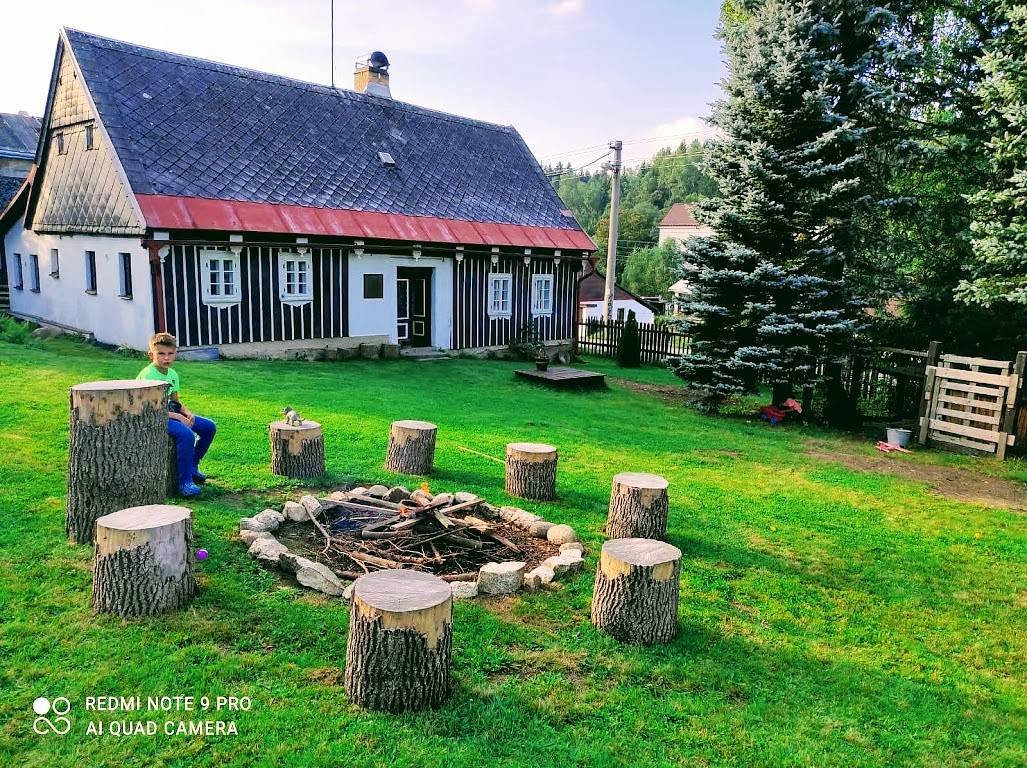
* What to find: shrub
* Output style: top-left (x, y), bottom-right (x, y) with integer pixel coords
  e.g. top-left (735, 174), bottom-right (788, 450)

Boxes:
top-left (617, 310), bottom-right (641, 367)
top-left (0, 314), bottom-right (34, 345)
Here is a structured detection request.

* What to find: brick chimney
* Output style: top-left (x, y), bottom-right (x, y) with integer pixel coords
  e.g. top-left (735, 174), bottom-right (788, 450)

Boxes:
top-left (354, 52), bottom-right (391, 98)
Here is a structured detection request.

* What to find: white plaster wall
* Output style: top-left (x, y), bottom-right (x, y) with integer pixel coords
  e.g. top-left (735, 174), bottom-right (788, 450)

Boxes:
top-left (658, 225), bottom-right (715, 245)
top-left (347, 253), bottom-right (453, 349)
top-left (580, 299), bottom-right (654, 324)
top-left (3, 215), bottom-right (154, 349)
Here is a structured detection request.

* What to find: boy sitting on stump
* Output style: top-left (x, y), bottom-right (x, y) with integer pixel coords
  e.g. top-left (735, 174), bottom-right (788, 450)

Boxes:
top-left (137, 332), bottom-right (216, 497)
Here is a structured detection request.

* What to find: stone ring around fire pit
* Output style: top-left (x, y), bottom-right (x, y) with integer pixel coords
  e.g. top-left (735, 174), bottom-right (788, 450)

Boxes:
top-left (237, 484), bottom-right (587, 600)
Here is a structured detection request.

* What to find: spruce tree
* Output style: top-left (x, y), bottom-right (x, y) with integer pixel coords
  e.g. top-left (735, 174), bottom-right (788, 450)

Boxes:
top-left (960, 2), bottom-right (1027, 306)
top-left (617, 311), bottom-right (642, 368)
top-left (672, 0), bottom-right (897, 420)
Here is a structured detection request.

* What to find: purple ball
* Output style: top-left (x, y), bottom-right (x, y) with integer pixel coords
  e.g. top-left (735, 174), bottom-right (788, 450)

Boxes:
top-left (195, 548), bottom-right (209, 561)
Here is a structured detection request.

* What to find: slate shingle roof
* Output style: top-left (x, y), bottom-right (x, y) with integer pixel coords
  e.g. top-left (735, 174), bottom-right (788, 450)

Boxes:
top-left (0, 176), bottom-right (26, 213)
top-left (0, 112), bottom-right (41, 159)
top-left (65, 29), bottom-right (584, 233)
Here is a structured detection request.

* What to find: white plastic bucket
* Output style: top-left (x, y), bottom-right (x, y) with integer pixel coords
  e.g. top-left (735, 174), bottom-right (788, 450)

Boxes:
top-left (886, 427), bottom-right (912, 447)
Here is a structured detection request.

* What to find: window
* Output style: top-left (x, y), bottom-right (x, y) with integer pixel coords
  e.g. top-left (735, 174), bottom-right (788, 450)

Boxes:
top-left (84, 251), bottom-right (96, 293)
top-left (531, 274), bottom-right (553, 316)
top-left (12, 254), bottom-right (23, 290)
top-left (278, 251), bottom-right (313, 305)
top-left (200, 249), bottom-right (241, 305)
top-left (49, 248), bottom-right (59, 277)
top-left (488, 273), bottom-right (512, 318)
top-left (28, 255), bottom-right (40, 292)
top-left (118, 253), bottom-right (133, 299)
top-left (55, 132), bottom-right (65, 155)
top-left (85, 124), bottom-right (95, 150)
top-left (363, 273), bottom-right (384, 299)
top-left (616, 307), bottom-right (625, 322)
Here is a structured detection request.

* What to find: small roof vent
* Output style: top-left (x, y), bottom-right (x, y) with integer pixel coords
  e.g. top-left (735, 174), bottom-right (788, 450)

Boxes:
top-left (378, 151), bottom-right (396, 167)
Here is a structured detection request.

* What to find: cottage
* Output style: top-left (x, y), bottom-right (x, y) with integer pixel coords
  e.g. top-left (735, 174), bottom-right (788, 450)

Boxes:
top-left (0, 111), bottom-right (41, 311)
top-left (577, 265), bottom-right (656, 324)
top-left (1, 29), bottom-right (594, 355)
top-left (657, 202), bottom-right (713, 246)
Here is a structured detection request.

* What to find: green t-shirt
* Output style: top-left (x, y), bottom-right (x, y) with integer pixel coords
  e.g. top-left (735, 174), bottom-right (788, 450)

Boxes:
top-left (136, 363), bottom-right (180, 400)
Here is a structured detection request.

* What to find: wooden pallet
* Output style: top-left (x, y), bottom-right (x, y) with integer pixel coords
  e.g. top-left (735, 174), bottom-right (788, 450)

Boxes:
top-left (919, 354), bottom-right (1023, 459)
top-left (515, 366), bottom-right (606, 389)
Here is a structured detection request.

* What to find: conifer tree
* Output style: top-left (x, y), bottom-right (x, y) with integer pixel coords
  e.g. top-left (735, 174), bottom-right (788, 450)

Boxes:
top-left (672, 0), bottom-right (898, 420)
top-left (960, 2), bottom-right (1027, 306)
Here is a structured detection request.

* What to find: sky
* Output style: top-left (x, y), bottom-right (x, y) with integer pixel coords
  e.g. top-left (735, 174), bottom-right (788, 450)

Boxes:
top-left (1, 0), bottom-right (726, 170)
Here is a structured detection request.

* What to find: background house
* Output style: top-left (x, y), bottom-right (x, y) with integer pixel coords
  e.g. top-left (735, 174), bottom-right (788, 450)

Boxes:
top-left (658, 202), bottom-right (714, 246)
top-left (2, 30), bottom-right (593, 354)
top-left (0, 112), bottom-right (41, 311)
top-left (578, 265), bottom-right (655, 324)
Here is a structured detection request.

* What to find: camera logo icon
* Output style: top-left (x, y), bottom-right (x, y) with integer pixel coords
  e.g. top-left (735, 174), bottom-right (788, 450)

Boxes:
top-left (32, 697), bottom-right (72, 735)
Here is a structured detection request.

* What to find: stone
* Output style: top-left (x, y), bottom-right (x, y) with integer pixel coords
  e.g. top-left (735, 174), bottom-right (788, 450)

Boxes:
top-left (477, 561), bottom-right (527, 595)
top-left (528, 520), bottom-right (554, 539)
top-left (299, 495), bottom-right (323, 519)
top-left (239, 529), bottom-right (274, 545)
top-left (248, 536), bottom-right (288, 565)
top-left (380, 344), bottom-right (401, 359)
top-left (283, 500), bottom-right (308, 522)
top-left (337, 346), bottom-right (360, 361)
top-left (541, 555), bottom-right (571, 575)
top-left (411, 489), bottom-right (433, 505)
top-left (454, 492), bottom-right (479, 504)
top-left (542, 550), bottom-right (584, 575)
top-left (367, 485), bottom-right (390, 499)
top-left (31, 325), bottom-right (64, 339)
top-left (278, 552), bottom-right (346, 596)
top-left (387, 486), bottom-right (412, 503)
top-left (359, 343), bottom-right (381, 360)
top-left (432, 492), bottom-right (454, 507)
top-left (343, 583), bottom-right (355, 601)
top-left (240, 509), bottom-right (285, 533)
top-left (546, 524), bottom-right (578, 545)
top-left (522, 572), bottom-right (542, 591)
top-left (560, 542), bottom-right (585, 555)
top-left (512, 511), bottom-right (541, 529)
top-left (350, 486), bottom-right (368, 495)
top-left (328, 491), bottom-right (348, 501)
top-left (479, 503), bottom-right (500, 519)
top-left (528, 565), bottom-right (556, 585)
top-left (499, 506), bottom-right (528, 523)
top-left (450, 580), bottom-right (479, 599)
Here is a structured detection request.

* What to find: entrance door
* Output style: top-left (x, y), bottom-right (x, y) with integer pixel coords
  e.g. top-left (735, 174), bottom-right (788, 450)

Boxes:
top-left (396, 267), bottom-right (432, 347)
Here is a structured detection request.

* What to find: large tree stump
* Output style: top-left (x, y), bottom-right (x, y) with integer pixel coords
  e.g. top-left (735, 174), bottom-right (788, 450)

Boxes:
top-left (504, 442), bottom-right (558, 501)
top-left (269, 420), bottom-right (325, 478)
top-left (385, 420), bottom-right (437, 475)
top-left (345, 569), bottom-right (453, 712)
top-left (606, 472), bottom-right (670, 540)
top-left (92, 504), bottom-right (196, 616)
top-left (67, 380), bottom-right (169, 545)
top-left (591, 538), bottom-right (681, 645)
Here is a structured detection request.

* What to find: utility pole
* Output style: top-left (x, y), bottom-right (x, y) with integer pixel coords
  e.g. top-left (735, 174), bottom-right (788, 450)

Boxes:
top-left (601, 140), bottom-right (622, 321)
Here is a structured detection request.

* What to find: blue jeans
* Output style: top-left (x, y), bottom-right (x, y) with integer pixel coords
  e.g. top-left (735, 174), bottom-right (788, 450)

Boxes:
top-left (168, 416), bottom-right (216, 486)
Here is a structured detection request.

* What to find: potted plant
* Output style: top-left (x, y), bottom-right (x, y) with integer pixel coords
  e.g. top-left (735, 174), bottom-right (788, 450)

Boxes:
top-left (534, 343), bottom-right (550, 371)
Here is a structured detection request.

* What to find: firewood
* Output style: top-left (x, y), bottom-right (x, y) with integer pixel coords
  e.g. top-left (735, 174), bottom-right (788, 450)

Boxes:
top-left (347, 551), bottom-right (404, 569)
top-left (443, 533), bottom-right (484, 550)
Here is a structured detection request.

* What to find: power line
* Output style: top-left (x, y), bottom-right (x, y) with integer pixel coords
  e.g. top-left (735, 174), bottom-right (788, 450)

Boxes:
top-left (537, 127), bottom-right (714, 162)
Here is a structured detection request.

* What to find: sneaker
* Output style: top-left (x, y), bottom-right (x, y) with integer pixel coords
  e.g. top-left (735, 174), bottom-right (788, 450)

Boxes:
top-left (179, 482), bottom-right (202, 498)
top-left (192, 469), bottom-right (207, 484)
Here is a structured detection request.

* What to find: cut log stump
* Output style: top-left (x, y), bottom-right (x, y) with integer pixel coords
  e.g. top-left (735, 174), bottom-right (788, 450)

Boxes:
top-left (504, 442), bottom-right (558, 501)
top-left (345, 569), bottom-right (453, 712)
top-left (385, 420), bottom-right (437, 475)
top-left (67, 380), bottom-right (169, 545)
top-left (591, 538), bottom-right (681, 645)
top-left (269, 419), bottom-right (325, 478)
top-left (606, 472), bottom-right (670, 540)
top-left (92, 504), bottom-right (196, 616)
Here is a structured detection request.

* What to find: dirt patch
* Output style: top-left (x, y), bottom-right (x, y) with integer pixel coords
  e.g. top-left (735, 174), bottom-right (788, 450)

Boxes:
top-left (807, 445), bottom-right (1027, 512)
top-left (611, 377), bottom-right (701, 406)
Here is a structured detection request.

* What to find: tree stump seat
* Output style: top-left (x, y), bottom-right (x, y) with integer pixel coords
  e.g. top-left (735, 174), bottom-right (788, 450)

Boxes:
top-left (92, 504), bottom-right (196, 617)
top-left (591, 538), bottom-right (681, 645)
top-left (269, 419), bottom-right (325, 478)
top-left (606, 472), bottom-right (670, 540)
top-left (504, 442), bottom-right (558, 501)
top-left (67, 380), bottom-right (169, 544)
top-left (385, 420), bottom-right (438, 475)
top-left (344, 569), bottom-right (453, 712)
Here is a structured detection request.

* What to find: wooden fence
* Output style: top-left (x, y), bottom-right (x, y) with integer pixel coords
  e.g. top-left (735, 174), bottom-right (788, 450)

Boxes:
top-left (575, 319), bottom-right (691, 364)
top-left (844, 343), bottom-right (941, 420)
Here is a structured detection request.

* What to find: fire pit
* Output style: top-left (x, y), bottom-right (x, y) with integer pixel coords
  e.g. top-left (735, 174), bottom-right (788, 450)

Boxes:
top-left (238, 485), bottom-right (587, 598)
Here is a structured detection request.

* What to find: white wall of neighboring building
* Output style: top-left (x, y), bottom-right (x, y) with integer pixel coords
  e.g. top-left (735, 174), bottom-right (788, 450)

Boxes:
top-left (580, 298), bottom-right (654, 324)
top-left (3, 216), bottom-right (154, 349)
top-left (347, 253), bottom-right (453, 349)
top-left (658, 224), bottom-right (714, 246)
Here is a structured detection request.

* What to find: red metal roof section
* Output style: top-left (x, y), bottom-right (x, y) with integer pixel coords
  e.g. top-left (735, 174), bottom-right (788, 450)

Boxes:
top-left (659, 202), bottom-right (700, 228)
top-left (136, 194), bottom-right (597, 251)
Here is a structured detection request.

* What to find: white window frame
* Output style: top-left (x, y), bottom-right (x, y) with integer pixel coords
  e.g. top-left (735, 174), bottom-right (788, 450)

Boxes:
top-left (531, 273), bottom-right (554, 316)
top-left (277, 251), bottom-right (313, 306)
top-left (488, 273), bottom-right (512, 318)
top-left (200, 248), bottom-right (241, 306)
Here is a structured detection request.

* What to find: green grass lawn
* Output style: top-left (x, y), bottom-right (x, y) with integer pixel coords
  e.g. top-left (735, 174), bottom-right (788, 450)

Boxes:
top-left (1, 338), bottom-right (1025, 767)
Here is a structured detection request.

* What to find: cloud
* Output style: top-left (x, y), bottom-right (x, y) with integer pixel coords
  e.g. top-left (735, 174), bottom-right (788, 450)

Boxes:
top-left (620, 115), bottom-right (721, 166)
top-left (546, 0), bottom-right (584, 16)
